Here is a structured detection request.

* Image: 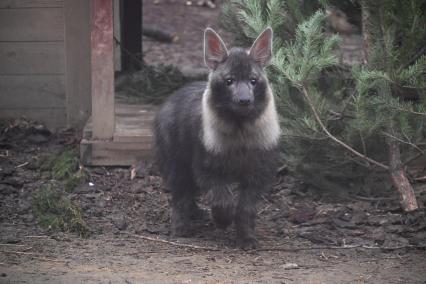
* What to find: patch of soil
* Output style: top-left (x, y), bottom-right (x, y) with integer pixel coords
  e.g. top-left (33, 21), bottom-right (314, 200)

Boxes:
top-left (1, 122), bottom-right (426, 283)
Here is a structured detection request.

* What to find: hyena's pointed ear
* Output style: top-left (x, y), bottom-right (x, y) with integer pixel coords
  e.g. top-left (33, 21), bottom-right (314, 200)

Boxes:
top-left (249, 27), bottom-right (273, 67)
top-left (204, 28), bottom-right (228, 70)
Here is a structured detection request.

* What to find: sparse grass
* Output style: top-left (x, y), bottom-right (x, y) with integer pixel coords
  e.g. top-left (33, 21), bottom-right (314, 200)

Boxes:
top-left (32, 184), bottom-right (89, 237)
top-left (50, 149), bottom-right (79, 180)
top-left (64, 169), bottom-right (88, 193)
top-left (42, 148), bottom-right (86, 192)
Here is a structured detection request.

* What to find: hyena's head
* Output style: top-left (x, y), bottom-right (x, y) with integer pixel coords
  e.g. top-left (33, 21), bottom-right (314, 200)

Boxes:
top-left (204, 27), bottom-right (273, 122)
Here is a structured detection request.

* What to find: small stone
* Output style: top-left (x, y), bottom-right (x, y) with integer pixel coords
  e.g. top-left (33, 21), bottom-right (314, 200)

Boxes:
top-left (0, 184), bottom-right (18, 195)
top-left (371, 227), bottom-right (386, 244)
top-left (21, 213), bottom-right (34, 222)
top-left (282, 263), bottom-right (299, 270)
top-left (97, 200), bottom-right (107, 208)
top-left (3, 176), bottom-right (24, 187)
top-left (18, 200), bottom-right (31, 213)
top-left (74, 183), bottom-right (93, 194)
top-left (0, 162), bottom-right (15, 176)
top-left (333, 218), bottom-right (356, 229)
top-left (288, 207), bottom-right (316, 224)
top-left (351, 211), bottom-right (368, 224)
top-left (27, 134), bottom-right (49, 144)
top-left (5, 238), bottom-right (21, 244)
top-left (128, 182), bottom-right (145, 194)
top-left (112, 216), bottom-right (127, 231)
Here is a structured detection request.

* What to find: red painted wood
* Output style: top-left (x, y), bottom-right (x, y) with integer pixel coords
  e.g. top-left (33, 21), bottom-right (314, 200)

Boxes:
top-left (91, 0), bottom-right (115, 139)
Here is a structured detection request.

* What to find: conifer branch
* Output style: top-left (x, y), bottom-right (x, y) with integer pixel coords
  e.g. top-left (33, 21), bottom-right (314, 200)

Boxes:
top-left (389, 106), bottom-right (426, 117)
top-left (381, 132), bottom-right (425, 154)
top-left (301, 86), bottom-right (389, 170)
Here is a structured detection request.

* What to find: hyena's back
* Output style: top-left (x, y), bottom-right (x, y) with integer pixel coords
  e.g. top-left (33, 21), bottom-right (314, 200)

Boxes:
top-left (153, 81), bottom-right (206, 189)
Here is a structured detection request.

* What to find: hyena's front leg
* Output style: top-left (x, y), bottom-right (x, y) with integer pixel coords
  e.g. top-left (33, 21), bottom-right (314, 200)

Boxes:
top-left (235, 188), bottom-right (259, 249)
top-left (210, 184), bottom-right (236, 229)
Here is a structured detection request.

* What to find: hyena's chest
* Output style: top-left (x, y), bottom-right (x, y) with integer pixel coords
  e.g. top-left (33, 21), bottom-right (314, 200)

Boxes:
top-left (197, 149), bottom-right (272, 180)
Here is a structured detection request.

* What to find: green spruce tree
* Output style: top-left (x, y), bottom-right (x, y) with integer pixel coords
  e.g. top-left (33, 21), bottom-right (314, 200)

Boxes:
top-left (221, 0), bottom-right (425, 211)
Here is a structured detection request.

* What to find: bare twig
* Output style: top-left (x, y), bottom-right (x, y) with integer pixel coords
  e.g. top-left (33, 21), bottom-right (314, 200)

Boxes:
top-left (126, 233), bottom-right (219, 251)
top-left (0, 244), bottom-right (28, 247)
top-left (401, 45), bottom-right (426, 70)
top-left (256, 244), bottom-right (426, 252)
top-left (0, 250), bottom-right (34, 255)
top-left (301, 86), bottom-right (389, 170)
top-left (389, 106), bottom-right (426, 117)
top-left (114, 36), bottom-right (145, 66)
top-left (124, 233), bottom-right (426, 252)
top-left (382, 132), bottom-right (424, 153)
top-left (352, 195), bottom-right (397, 201)
top-left (16, 162), bottom-right (29, 168)
top-left (0, 250), bottom-right (67, 262)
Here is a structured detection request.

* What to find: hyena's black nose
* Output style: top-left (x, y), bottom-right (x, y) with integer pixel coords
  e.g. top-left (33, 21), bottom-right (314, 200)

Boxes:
top-left (238, 98), bottom-right (252, 106)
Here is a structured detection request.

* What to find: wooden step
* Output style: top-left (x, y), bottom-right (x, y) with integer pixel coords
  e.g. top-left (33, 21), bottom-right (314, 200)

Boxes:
top-left (80, 103), bottom-right (158, 166)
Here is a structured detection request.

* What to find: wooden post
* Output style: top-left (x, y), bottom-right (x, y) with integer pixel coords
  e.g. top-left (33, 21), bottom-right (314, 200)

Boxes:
top-left (91, 0), bottom-right (115, 139)
top-left (64, 0), bottom-right (91, 128)
top-left (113, 0), bottom-right (122, 71)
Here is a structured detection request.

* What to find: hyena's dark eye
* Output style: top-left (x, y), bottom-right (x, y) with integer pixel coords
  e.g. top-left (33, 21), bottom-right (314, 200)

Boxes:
top-left (225, 78), bottom-right (234, 86)
top-left (250, 78), bottom-right (257, 86)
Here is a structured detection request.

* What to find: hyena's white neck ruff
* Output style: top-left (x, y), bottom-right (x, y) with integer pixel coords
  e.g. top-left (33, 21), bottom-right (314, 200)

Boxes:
top-left (201, 86), bottom-right (281, 154)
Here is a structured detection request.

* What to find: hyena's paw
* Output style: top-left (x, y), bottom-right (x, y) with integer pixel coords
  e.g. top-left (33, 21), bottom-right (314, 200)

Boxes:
top-left (170, 218), bottom-right (192, 237)
top-left (236, 235), bottom-right (259, 250)
top-left (212, 204), bottom-right (234, 229)
top-left (170, 209), bottom-right (192, 237)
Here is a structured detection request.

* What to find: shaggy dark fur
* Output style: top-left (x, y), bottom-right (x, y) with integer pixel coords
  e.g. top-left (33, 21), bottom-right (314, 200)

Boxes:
top-left (154, 28), bottom-right (280, 249)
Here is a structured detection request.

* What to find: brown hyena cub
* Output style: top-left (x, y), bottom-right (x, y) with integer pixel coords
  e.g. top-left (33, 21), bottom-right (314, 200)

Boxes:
top-left (154, 27), bottom-right (280, 249)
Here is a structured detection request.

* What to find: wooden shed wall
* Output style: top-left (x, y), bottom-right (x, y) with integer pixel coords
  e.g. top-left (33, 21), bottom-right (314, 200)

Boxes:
top-left (0, 0), bottom-right (66, 129)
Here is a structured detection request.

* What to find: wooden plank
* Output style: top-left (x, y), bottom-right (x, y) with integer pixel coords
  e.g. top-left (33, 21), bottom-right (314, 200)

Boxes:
top-left (64, 0), bottom-right (91, 128)
top-left (0, 107), bottom-right (67, 130)
top-left (114, 103), bottom-right (156, 142)
top-left (0, 42), bottom-right (64, 75)
top-left (83, 104), bottom-right (156, 142)
top-left (0, 0), bottom-right (63, 8)
top-left (91, 0), bottom-right (115, 139)
top-left (0, 75), bottom-right (65, 108)
top-left (113, 133), bottom-right (153, 143)
top-left (80, 139), bottom-right (154, 166)
top-left (0, 8), bottom-right (64, 41)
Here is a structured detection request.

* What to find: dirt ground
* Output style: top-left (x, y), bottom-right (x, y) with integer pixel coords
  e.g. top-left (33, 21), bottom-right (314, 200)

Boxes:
top-left (1, 119), bottom-right (425, 284)
top-left (1, 1), bottom-right (426, 283)
top-left (142, 0), bottom-right (232, 68)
